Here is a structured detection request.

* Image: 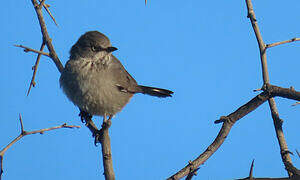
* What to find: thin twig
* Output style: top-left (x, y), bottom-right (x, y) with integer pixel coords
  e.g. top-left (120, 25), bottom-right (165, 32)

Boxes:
top-left (0, 115), bottom-right (80, 179)
top-left (14, 44), bottom-right (50, 57)
top-left (246, 0), bottom-right (294, 177)
top-left (291, 102), bottom-right (300, 106)
top-left (27, 42), bottom-right (46, 96)
top-left (253, 88), bottom-right (262, 92)
top-left (19, 114), bottom-right (24, 133)
top-left (31, 0), bottom-right (64, 73)
top-left (38, 0), bottom-right (58, 26)
top-left (266, 38), bottom-right (300, 49)
top-left (245, 0), bottom-right (269, 83)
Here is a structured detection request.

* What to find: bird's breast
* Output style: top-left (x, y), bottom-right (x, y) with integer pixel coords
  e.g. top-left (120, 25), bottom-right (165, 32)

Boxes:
top-left (60, 58), bottom-right (132, 116)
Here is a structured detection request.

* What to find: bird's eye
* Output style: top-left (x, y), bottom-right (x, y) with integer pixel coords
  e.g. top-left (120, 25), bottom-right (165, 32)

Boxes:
top-left (91, 46), bottom-right (96, 52)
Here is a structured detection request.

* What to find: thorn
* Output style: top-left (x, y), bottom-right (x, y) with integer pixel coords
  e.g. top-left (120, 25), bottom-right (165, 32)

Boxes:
top-left (249, 159), bottom-right (254, 178)
top-left (253, 88), bottom-right (262, 92)
top-left (291, 102), bottom-right (300, 106)
top-left (19, 114), bottom-right (24, 133)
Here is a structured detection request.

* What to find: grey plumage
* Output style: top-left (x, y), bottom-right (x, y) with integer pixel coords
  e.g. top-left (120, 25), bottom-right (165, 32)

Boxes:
top-left (60, 31), bottom-right (173, 118)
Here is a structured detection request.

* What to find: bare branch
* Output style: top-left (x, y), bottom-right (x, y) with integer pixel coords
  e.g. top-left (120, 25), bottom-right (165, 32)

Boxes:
top-left (168, 83), bottom-right (300, 179)
top-left (284, 162), bottom-right (300, 178)
top-left (245, 0), bottom-right (269, 84)
top-left (80, 112), bottom-right (115, 180)
top-left (167, 91), bottom-right (271, 180)
top-left (246, 0), bottom-right (294, 177)
top-left (21, 1), bottom-right (116, 179)
top-left (266, 38), bottom-right (300, 49)
top-left (185, 161), bottom-right (199, 180)
top-left (27, 42), bottom-right (46, 96)
top-left (267, 84), bottom-right (300, 101)
top-left (31, 0), bottom-right (64, 73)
top-left (14, 44), bottom-right (50, 57)
top-left (0, 115), bottom-right (80, 179)
top-left (100, 122), bottom-right (115, 180)
top-left (296, 150), bottom-right (300, 158)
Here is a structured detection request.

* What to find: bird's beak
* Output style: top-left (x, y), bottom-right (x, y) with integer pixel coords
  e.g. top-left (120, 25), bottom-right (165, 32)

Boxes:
top-left (106, 46), bottom-right (118, 53)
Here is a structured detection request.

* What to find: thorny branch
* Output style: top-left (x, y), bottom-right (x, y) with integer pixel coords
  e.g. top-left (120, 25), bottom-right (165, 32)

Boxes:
top-left (168, 1), bottom-right (299, 179)
top-left (14, 44), bottom-right (49, 57)
top-left (168, 85), bottom-right (300, 179)
top-left (79, 112), bottom-right (115, 180)
top-left (38, 0), bottom-right (58, 26)
top-left (15, 1), bottom-right (116, 179)
top-left (0, 114), bottom-right (80, 179)
top-left (14, 0), bottom-right (300, 179)
top-left (27, 42), bottom-right (46, 96)
top-left (31, 0), bottom-right (64, 73)
top-left (246, 0), bottom-right (298, 177)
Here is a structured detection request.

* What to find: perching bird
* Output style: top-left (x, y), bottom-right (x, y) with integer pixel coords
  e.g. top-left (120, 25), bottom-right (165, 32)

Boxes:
top-left (60, 31), bottom-right (173, 123)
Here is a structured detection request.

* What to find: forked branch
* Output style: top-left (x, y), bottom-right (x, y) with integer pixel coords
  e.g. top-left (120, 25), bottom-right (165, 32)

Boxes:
top-left (16, 1), bottom-right (116, 179)
top-left (0, 114), bottom-right (80, 179)
top-left (168, 85), bottom-right (300, 179)
top-left (246, 0), bottom-right (298, 177)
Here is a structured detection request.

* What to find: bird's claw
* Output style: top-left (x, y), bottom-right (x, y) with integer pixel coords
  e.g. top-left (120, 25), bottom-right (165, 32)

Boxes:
top-left (79, 110), bottom-right (92, 123)
top-left (93, 130), bottom-right (102, 146)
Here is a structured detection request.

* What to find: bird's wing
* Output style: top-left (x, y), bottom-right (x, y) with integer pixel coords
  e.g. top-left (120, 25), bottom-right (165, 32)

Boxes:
top-left (110, 55), bottom-right (141, 93)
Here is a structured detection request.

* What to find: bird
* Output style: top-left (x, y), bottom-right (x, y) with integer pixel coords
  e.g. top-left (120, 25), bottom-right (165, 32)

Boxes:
top-left (60, 31), bottom-right (173, 124)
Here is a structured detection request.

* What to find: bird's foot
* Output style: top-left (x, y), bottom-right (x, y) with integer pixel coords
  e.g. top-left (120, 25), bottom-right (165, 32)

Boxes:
top-left (93, 129), bottom-right (103, 146)
top-left (79, 110), bottom-right (92, 123)
top-left (102, 119), bottom-right (112, 129)
top-left (93, 118), bottom-right (112, 146)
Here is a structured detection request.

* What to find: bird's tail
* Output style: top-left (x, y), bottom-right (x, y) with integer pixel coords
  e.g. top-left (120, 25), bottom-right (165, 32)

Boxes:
top-left (138, 85), bottom-right (173, 97)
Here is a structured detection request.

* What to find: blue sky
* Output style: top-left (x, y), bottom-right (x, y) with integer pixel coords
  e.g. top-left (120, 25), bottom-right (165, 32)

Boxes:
top-left (1, 1), bottom-right (299, 179)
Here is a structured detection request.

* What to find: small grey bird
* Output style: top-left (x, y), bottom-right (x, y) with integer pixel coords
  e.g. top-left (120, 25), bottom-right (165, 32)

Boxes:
top-left (60, 31), bottom-right (173, 122)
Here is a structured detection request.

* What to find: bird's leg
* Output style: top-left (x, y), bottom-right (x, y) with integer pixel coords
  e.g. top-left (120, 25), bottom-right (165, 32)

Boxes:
top-left (107, 115), bottom-right (113, 127)
top-left (78, 109), bottom-right (102, 146)
top-left (103, 114), bottom-right (107, 123)
top-left (102, 114), bottom-right (112, 129)
top-left (94, 114), bottom-right (113, 145)
top-left (93, 115), bottom-right (106, 146)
